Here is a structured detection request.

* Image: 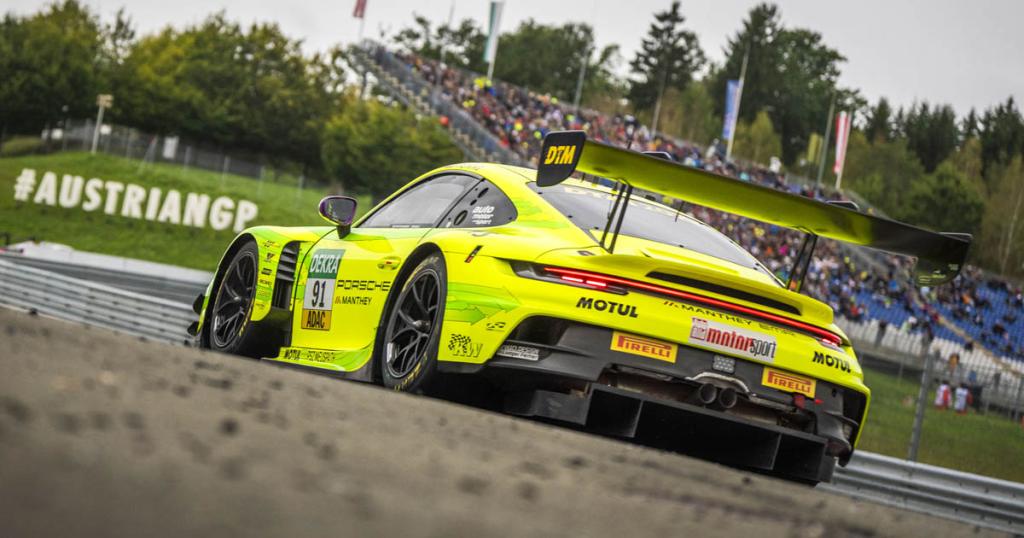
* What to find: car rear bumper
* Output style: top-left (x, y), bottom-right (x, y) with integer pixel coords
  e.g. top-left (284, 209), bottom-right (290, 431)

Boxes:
top-left (440, 317), bottom-right (861, 483)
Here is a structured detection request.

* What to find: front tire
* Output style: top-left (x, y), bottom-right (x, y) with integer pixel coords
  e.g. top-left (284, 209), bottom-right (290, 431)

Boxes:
top-left (381, 254), bottom-right (447, 393)
top-left (207, 241), bottom-right (262, 357)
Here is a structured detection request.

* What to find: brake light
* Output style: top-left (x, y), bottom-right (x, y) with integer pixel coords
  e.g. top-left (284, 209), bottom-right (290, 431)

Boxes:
top-left (542, 266), bottom-right (843, 347)
top-left (559, 274), bottom-right (609, 289)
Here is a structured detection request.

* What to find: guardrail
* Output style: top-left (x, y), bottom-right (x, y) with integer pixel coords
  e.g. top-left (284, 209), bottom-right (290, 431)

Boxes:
top-left (828, 451), bottom-right (1024, 534)
top-left (2, 257), bottom-right (1022, 534)
top-left (0, 259), bottom-right (195, 345)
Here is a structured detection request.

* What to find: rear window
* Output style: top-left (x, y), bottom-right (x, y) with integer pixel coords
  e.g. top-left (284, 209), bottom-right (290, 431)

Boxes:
top-left (531, 183), bottom-right (775, 279)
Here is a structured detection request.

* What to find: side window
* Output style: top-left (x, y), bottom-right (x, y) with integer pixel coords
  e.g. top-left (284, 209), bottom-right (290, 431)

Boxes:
top-left (440, 180), bottom-right (518, 228)
top-left (359, 174), bottom-right (479, 228)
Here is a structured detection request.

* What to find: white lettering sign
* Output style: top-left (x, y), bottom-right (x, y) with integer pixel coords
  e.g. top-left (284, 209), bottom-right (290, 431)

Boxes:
top-left (11, 168), bottom-right (259, 232)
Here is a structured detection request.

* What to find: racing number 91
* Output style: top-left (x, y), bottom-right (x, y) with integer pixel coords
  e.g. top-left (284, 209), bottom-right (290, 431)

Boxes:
top-left (310, 280), bottom-right (327, 309)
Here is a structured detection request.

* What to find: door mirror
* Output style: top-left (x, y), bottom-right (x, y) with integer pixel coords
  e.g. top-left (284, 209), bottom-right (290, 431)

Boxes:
top-left (319, 196), bottom-right (358, 237)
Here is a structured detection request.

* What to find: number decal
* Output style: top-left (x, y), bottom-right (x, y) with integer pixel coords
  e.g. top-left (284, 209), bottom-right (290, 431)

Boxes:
top-left (301, 249), bottom-right (345, 331)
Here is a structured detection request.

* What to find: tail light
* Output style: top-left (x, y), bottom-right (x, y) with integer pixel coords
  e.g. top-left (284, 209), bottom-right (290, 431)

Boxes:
top-left (519, 264), bottom-right (843, 347)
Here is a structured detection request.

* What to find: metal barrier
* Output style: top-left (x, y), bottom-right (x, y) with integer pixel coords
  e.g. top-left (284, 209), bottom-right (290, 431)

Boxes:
top-left (2, 257), bottom-right (1023, 534)
top-left (828, 451), bottom-right (1024, 534)
top-left (0, 259), bottom-right (195, 345)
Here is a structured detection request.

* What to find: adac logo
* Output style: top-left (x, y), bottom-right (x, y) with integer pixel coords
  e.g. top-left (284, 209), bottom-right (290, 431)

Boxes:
top-left (813, 351), bottom-right (852, 373)
top-left (576, 297), bottom-right (638, 318)
top-left (762, 367), bottom-right (816, 397)
top-left (543, 144), bottom-right (577, 165)
top-left (610, 331), bottom-right (676, 363)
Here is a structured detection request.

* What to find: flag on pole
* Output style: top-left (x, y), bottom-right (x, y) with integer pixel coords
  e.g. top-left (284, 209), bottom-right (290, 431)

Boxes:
top-left (483, 1), bottom-right (504, 66)
top-left (833, 110), bottom-right (853, 188)
top-left (721, 79), bottom-right (740, 141)
top-left (353, 0), bottom-right (367, 19)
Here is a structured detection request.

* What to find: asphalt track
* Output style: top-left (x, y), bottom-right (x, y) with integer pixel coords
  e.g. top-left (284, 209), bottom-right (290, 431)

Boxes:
top-left (0, 309), bottom-right (1002, 537)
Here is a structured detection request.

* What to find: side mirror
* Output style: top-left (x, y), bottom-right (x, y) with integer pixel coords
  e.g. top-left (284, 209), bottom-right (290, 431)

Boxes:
top-left (319, 196), bottom-right (358, 238)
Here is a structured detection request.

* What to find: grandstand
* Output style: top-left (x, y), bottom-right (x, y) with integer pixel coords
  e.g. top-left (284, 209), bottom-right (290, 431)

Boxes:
top-left (356, 41), bottom-right (1024, 412)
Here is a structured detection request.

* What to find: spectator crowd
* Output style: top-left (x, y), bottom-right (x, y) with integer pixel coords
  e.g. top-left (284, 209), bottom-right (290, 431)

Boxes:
top-left (398, 51), bottom-right (1024, 369)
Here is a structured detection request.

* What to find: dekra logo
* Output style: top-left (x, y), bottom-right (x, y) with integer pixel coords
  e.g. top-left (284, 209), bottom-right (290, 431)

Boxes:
top-left (576, 297), bottom-right (638, 318)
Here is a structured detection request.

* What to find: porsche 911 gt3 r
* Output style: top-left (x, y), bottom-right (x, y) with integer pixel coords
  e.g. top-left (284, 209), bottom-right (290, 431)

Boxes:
top-left (191, 131), bottom-right (971, 484)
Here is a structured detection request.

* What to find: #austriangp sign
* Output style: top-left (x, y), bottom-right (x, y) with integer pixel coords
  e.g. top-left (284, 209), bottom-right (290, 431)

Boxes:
top-left (11, 168), bottom-right (258, 232)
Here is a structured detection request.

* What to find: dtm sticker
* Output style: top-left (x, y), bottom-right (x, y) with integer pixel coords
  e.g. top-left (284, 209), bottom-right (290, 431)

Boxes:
top-left (576, 297), bottom-right (638, 318)
top-left (762, 368), bottom-right (816, 397)
top-left (812, 351), bottom-right (852, 373)
top-left (610, 331), bottom-right (676, 363)
top-left (302, 249), bottom-right (344, 330)
top-left (688, 317), bottom-right (776, 362)
top-left (543, 144), bottom-right (577, 165)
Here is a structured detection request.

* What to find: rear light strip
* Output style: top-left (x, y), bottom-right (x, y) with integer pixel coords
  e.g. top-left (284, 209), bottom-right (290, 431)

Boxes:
top-left (542, 266), bottom-right (843, 347)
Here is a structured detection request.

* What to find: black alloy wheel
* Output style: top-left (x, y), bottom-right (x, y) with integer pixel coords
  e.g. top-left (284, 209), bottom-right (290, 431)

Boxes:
top-left (210, 242), bottom-right (259, 354)
top-left (381, 254), bottom-right (447, 392)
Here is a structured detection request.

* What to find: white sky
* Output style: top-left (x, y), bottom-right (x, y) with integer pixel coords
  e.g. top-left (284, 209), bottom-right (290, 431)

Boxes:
top-left (8, 0), bottom-right (1023, 116)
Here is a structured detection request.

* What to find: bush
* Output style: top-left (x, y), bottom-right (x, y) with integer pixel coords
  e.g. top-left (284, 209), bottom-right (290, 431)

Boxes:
top-left (321, 98), bottom-right (463, 200)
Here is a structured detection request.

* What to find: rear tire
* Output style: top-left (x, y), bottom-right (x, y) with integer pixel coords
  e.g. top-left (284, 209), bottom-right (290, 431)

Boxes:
top-left (207, 241), bottom-right (263, 358)
top-left (380, 254), bottom-right (447, 393)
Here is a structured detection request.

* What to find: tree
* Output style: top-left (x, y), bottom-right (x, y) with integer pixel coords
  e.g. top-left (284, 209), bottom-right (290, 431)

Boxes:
top-left (733, 110), bottom-right (782, 164)
top-left (842, 130), bottom-right (926, 218)
top-left (979, 97), bottom-right (1024, 180)
top-left (0, 1), bottom-right (103, 136)
top-left (111, 14), bottom-right (342, 170)
top-left (493, 20), bottom-right (616, 100)
top-left (711, 3), bottom-right (855, 165)
top-left (321, 97), bottom-right (462, 200)
top-left (392, 15), bottom-right (486, 72)
top-left (898, 102), bottom-right (959, 173)
top-left (627, 1), bottom-right (704, 132)
top-left (978, 157), bottom-right (1024, 274)
top-left (903, 162), bottom-right (984, 234)
top-left (961, 108), bottom-right (980, 140)
top-left (863, 98), bottom-right (893, 143)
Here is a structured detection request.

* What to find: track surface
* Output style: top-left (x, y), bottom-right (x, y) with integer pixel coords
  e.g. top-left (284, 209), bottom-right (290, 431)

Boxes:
top-left (0, 310), bottom-right (1001, 537)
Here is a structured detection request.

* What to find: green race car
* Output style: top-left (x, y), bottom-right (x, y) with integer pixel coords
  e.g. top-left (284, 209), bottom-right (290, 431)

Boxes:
top-left (191, 131), bottom-right (971, 483)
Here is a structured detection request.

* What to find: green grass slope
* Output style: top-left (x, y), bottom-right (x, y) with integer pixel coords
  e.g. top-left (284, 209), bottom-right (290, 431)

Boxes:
top-left (0, 152), bottom-right (369, 271)
top-left (858, 367), bottom-right (1024, 482)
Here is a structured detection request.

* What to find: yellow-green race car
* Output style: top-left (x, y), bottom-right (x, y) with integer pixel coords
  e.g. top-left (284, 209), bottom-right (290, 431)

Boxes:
top-left (191, 131), bottom-right (971, 484)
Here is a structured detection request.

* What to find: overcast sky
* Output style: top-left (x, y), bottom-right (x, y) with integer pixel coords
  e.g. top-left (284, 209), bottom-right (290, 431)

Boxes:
top-left (9, 0), bottom-right (1023, 116)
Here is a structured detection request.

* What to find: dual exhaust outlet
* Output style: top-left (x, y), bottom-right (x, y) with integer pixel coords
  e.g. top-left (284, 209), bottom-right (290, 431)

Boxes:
top-left (694, 383), bottom-right (738, 410)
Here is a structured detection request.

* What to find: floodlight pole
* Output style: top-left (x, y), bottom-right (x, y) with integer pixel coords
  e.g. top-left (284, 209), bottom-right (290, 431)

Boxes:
top-left (908, 347), bottom-right (936, 462)
top-left (572, 47), bottom-right (591, 114)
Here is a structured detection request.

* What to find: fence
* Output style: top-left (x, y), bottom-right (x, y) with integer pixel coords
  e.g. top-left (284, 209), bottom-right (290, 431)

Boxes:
top-left (36, 118), bottom-right (313, 187)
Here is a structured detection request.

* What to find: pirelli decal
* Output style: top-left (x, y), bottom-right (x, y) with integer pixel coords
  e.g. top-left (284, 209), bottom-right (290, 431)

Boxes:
top-left (610, 331), bottom-right (677, 363)
top-left (762, 367), bottom-right (816, 397)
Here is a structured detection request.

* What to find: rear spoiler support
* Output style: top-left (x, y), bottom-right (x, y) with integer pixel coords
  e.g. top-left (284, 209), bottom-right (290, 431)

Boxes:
top-left (537, 130), bottom-right (972, 286)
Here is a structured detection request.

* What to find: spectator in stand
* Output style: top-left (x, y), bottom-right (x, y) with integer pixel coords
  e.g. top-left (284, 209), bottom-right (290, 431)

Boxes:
top-left (935, 379), bottom-right (952, 410)
top-left (954, 383), bottom-right (972, 414)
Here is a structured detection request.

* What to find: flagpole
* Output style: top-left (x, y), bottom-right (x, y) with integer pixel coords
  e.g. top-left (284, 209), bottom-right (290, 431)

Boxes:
top-left (439, 0), bottom-right (455, 65)
top-left (815, 93), bottom-right (836, 193)
top-left (725, 43), bottom-right (749, 162)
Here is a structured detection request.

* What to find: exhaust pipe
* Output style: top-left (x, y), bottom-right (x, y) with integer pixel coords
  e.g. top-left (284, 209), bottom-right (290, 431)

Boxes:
top-left (693, 383), bottom-right (718, 405)
top-left (716, 387), bottom-right (738, 410)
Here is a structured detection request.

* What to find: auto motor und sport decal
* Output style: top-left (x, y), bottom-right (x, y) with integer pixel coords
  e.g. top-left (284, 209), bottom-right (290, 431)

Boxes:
top-left (610, 331), bottom-right (677, 363)
top-left (302, 249), bottom-right (344, 331)
top-left (688, 317), bottom-right (776, 363)
top-left (762, 367), bottom-right (816, 397)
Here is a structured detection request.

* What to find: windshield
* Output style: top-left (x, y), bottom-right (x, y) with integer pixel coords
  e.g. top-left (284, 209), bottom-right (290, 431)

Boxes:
top-left (532, 182), bottom-right (776, 280)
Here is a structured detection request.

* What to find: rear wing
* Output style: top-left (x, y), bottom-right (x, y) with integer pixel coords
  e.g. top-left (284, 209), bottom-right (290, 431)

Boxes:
top-left (536, 130), bottom-right (971, 286)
